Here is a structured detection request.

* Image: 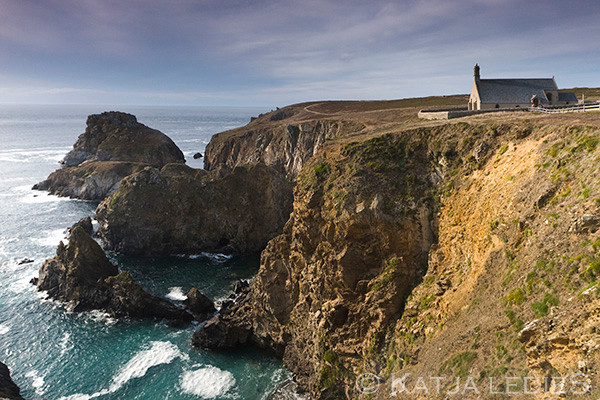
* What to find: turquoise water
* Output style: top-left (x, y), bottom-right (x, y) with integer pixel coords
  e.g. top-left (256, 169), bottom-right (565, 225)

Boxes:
top-left (0, 105), bottom-right (296, 399)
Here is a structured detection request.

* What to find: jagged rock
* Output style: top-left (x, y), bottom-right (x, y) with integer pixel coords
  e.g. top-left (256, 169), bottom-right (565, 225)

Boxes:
top-left (60, 111), bottom-right (184, 167)
top-left (233, 280), bottom-right (249, 294)
top-left (572, 214), bottom-right (599, 233)
top-left (37, 226), bottom-right (191, 322)
top-left (192, 133), bottom-right (436, 398)
top-left (33, 112), bottom-right (185, 200)
top-left (204, 118), bottom-right (364, 177)
top-left (191, 315), bottom-right (252, 350)
top-left (183, 288), bottom-right (215, 320)
top-left (96, 163), bottom-right (293, 256)
top-left (193, 152), bottom-right (203, 159)
top-left (191, 287), bottom-right (254, 351)
top-left (17, 258), bottom-right (34, 265)
top-left (33, 161), bottom-right (147, 200)
top-left (0, 362), bottom-right (24, 400)
top-left (68, 216), bottom-right (94, 236)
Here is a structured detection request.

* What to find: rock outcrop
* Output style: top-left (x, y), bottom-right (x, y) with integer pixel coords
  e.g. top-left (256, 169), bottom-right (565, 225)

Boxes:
top-left (183, 288), bottom-right (216, 321)
top-left (37, 226), bottom-right (192, 322)
top-left (33, 161), bottom-right (148, 200)
top-left (34, 112), bottom-right (185, 200)
top-left (60, 112), bottom-right (184, 167)
top-left (204, 118), bottom-right (364, 177)
top-left (96, 163), bottom-right (293, 256)
top-left (0, 362), bottom-right (24, 400)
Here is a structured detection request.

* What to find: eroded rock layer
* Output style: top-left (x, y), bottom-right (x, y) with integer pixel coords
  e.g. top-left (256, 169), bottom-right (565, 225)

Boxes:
top-left (96, 163), bottom-right (293, 256)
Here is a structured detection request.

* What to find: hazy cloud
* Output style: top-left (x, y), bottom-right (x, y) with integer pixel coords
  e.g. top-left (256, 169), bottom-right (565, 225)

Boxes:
top-left (0, 0), bottom-right (599, 105)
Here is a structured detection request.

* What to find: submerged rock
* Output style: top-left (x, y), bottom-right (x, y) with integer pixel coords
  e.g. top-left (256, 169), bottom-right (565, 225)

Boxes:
top-left (37, 226), bottom-right (192, 322)
top-left (0, 362), bottom-right (24, 400)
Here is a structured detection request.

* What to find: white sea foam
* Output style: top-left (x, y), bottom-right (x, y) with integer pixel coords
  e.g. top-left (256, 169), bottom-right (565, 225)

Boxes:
top-left (166, 286), bottom-right (188, 301)
top-left (7, 273), bottom-right (36, 294)
top-left (33, 228), bottom-right (68, 247)
top-left (59, 341), bottom-right (187, 400)
top-left (0, 324), bottom-right (10, 334)
top-left (0, 148), bottom-right (69, 163)
top-left (180, 366), bottom-right (236, 398)
top-left (59, 332), bottom-right (72, 357)
top-left (186, 252), bottom-right (233, 262)
top-left (25, 370), bottom-right (46, 395)
top-left (21, 191), bottom-right (71, 204)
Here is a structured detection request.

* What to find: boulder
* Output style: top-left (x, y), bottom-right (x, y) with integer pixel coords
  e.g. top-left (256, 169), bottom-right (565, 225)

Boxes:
top-left (193, 152), bottom-right (203, 159)
top-left (0, 362), bottom-right (24, 400)
top-left (37, 226), bottom-right (191, 322)
top-left (183, 288), bottom-right (216, 321)
top-left (191, 314), bottom-right (252, 350)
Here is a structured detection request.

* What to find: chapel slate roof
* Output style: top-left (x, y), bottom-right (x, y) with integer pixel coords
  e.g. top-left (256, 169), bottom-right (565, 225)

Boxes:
top-left (476, 79), bottom-right (558, 104)
top-left (558, 91), bottom-right (578, 103)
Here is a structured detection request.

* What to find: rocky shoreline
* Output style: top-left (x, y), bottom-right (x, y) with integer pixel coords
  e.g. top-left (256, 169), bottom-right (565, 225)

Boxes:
top-left (28, 104), bottom-right (600, 399)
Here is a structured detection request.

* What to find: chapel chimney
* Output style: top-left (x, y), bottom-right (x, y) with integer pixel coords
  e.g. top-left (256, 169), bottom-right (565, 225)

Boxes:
top-left (474, 64), bottom-right (480, 81)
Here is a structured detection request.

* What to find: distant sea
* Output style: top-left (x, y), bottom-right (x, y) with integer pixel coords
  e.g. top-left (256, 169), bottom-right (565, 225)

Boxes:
top-left (0, 105), bottom-right (301, 400)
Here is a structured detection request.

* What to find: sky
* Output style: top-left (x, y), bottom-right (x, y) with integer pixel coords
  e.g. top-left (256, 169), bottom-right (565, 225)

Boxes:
top-left (0, 0), bottom-right (599, 107)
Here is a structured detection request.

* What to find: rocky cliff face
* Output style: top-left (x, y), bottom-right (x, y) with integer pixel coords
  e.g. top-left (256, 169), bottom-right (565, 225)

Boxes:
top-left (193, 124), bottom-right (476, 398)
top-left (192, 119), bottom-right (600, 399)
top-left (37, 226), bottom-right (192, 322)
top-left (96, 163), bottom-right (293, 256)
top-left (34, 112), bottom-right (185, 200)
top-left (204, 118), bottom-right (365, 177)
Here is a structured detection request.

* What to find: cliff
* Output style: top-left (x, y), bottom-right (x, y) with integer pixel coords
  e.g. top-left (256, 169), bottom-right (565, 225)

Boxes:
top-left (81, 98), bottom-right (600, 399)
top-left (204, 105), bottom-right (365, 177)
top-left (96, 163), bottom-right (293, 256)
top-left (34, 111), bottom-right (185, 200)
top-left (190, 104), bottom-right (600, 399)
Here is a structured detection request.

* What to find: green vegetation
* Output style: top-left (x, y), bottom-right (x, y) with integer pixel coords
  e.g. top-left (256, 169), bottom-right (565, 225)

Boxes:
top-left (439, 352), bottom-right (478, 379)
top-left (313, 162), bottom-right (331, 177)
top-left (531, 293), bottom-right (559, 317)
top-left (370, 257), bottom-right (403, 291)
top-left (504, 309), bottom-right (524, 332)
top-left (489, 219), bottom-right (499, 230)
top-left (506, 288), bottom-right (526, 306)
top-left (318, 349), bottom-right (353, 395)
top-left (420, 294), bottom-right (435, 310)
top-left (497, 144), bottom-right (509, 155)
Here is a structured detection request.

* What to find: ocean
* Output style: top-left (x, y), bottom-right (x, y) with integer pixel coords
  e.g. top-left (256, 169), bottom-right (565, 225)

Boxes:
top-left (0, 105), bottom-right (300, 400)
